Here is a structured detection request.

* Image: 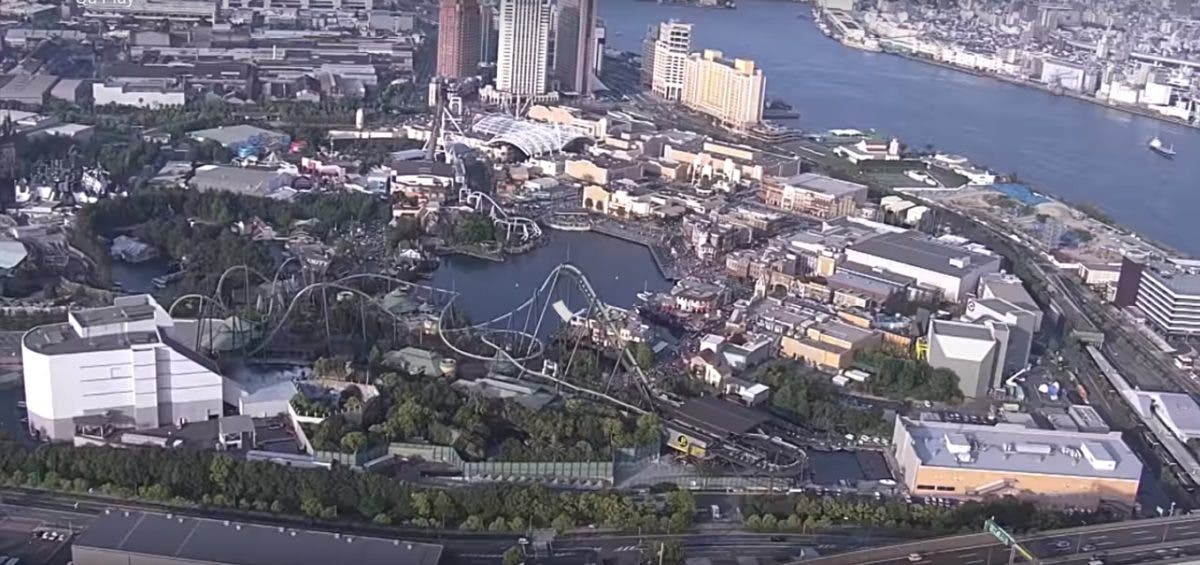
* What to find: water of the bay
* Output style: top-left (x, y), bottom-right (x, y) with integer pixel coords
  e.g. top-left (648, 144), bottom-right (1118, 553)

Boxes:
top-left (428, 230), bottom-right (671, 323)
top-left (600, 0), bottom-right (1200, 255)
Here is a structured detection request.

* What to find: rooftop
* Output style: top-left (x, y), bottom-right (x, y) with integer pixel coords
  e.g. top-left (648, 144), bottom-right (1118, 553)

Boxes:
top-left (189, 166), bottom-right (294, 198)
top-left (1144, 263), bottom-right (1200, 297)
top-left (930, 318), bottom-right (995, 342)
top-left (0, 73), bottom-right (58, 102)
top-left (71, 301), bottom-right (157, 328)
top-left (673, 396), bottom-right (768, 437)
top-left (24, 325), bottom-right (160, 355)
top-left (849, 231), bottom-right (996, 277)
top-left (978, 273), bottom-right (1038, 311)
top-left (188, 125), bottom-right (289, 148)
top-left (897, 416), bottom-right (1142, 481)
top-left (778, 173), bottom-right (867, 197)
top-left (73, 510), bottom-right (443, 565)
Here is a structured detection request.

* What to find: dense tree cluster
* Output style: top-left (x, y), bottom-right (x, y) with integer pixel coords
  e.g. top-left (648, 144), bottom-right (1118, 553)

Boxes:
top-left (753, 363), bottom-right (890, 437)
top-left (370, 372), bottom-right (662, 462)
top-left (0, 442), bottom-right (692, 532)
top-left (75, 187), bottom-right (387, 291)
top-left (742, 494), bottom-right (1116, 536)
top-left (452, 213), bottom-right (496, 244)
top-left (854, 351), bottom-right (963, 403)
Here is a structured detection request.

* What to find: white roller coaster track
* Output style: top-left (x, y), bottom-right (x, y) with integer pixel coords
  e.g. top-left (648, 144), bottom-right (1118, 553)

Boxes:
top-left (458, 188), bottom-right (543, 242)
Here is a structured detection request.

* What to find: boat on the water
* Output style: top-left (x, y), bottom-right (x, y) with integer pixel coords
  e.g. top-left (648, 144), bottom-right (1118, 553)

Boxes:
top-left (1149, 136), bottom-right (1177, 159)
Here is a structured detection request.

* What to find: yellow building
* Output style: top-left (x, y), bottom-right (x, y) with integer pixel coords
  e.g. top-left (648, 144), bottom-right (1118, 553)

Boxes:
top-left (779, 321), bottom-right (880, 370)
top-left (682, 49), bottom-right (766, 130)
top-left (891, 415), bottom-right (1141, 509)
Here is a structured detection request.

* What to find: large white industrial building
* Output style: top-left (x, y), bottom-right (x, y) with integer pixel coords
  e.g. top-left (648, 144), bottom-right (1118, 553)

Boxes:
top-left (845, 231), bottom-right (1000, 302)
top-left (22, 295), bottom-right (225, 442)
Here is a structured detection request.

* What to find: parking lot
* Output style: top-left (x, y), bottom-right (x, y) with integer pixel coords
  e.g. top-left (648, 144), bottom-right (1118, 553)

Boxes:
top-left (0, 513), bottom-right (74, 565)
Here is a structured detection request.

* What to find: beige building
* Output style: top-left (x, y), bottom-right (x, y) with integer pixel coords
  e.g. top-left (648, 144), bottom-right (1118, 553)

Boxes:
top-left (682, 50), bottom-right (766, 129)
top-left (891, 415), bottom-right (1141, 509)
top-left (582, 185), bottom-right (655, 217)
top-left (761, 173), bottom-right (868, 219)
top-left (527, 104), bottom-right (607, 139)
top-left (779, 320), bottom-right (881, 370)
top-left (565, 157), bottom-right (643, 185)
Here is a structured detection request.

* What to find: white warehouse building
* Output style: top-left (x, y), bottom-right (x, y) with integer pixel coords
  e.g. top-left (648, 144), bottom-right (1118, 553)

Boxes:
top-left (22, 295), bottom-right (225, 442)
top-left (844, 231), bottom-right (1001, 302)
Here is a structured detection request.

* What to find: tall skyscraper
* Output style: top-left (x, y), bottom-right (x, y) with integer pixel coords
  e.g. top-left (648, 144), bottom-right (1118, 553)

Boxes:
top-left (479, 2), bottom-right (499, 67)
top-left (496, 0), bottom-right (552, 97)
top-left (681, 49), bottom-right (766, 129)
top-left (553, 0), bottom-right (597, 95)
top-left (437, 0), bottom-right (483, 79)
top-left (649, 20), bottom-right (692, 101)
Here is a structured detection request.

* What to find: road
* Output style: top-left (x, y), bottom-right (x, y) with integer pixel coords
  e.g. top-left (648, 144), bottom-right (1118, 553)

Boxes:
top-left (791, 515), bottom-right (1200, 565)
top-left (0, 487), bottom-right (897, 565)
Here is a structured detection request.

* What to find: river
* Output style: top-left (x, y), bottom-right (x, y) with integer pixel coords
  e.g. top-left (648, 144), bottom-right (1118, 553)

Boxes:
top-left (427, 230), bottom-right (671, 323)
top-left (600, 0), bottom-right (1200, 255)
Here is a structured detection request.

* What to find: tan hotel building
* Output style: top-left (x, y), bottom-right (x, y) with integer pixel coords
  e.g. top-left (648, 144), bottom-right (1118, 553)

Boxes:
top-left (681, 49), bottom-right (766, 130)
top-left (891, 415), bottom-right (1141, 509)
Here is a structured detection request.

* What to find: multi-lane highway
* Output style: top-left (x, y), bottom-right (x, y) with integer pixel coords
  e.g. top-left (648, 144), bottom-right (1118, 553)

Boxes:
top-left (791, 515), bottom-right (1200, 565)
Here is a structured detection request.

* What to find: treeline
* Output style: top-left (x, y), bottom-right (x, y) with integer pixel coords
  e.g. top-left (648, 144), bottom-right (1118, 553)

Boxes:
top-left (854, 350), bottom-right (962, 403)
top-left (743, 494), bottom-right (1117, 536)
top-left (80, 187), bottom-right (387, 240)
top-left (0, 442), bottom-right (692, 533)
top-left (754, 362), bottom-right (890, 437)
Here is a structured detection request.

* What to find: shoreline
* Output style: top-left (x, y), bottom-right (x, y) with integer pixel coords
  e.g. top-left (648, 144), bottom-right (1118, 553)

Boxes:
top-left (882, 49), bottom-right (1200, 132)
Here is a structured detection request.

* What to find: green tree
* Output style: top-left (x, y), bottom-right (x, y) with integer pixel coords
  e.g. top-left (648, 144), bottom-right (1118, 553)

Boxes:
top-left (657, 540), bottom-right (685, 565)
top-left (632, 342), bottom-right (655, 370)
top-left (551, 512), bottom-right (574, 533)
top-left (502, 546), bottom-right (524, 565)
top-left (340, 431), bottom-right (368, 454)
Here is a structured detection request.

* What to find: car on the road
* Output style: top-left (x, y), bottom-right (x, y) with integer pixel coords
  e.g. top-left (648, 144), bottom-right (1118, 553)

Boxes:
top-left (1080, 544), bottom-right (1096, 552)
top-left (907, 553), bottom-right (923, 562)
top-left (1052, 540), bottom-right (1071, 549)
top-left (769, 536), bottom-right (786, 542)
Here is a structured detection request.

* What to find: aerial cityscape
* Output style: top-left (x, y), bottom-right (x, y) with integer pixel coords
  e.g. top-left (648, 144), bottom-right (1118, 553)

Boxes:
top-left (0, 0), bottom-right (1199, 563)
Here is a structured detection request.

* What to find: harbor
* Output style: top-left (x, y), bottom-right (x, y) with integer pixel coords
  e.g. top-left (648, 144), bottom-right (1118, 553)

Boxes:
top-left (602, 0), bottom-right (1200, 255)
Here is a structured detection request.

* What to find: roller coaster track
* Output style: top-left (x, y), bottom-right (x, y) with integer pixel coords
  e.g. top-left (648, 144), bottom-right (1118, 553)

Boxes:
top-left (458, 188), bottom-right (543, 242)
top-left (175, 262), bottom-right (652, 415)
top-left (436, 263), bottom-right (656, 414)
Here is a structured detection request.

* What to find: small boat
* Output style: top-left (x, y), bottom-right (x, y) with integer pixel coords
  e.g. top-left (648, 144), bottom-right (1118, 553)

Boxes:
top-left (1149, 136), bottom-right (1177, 159)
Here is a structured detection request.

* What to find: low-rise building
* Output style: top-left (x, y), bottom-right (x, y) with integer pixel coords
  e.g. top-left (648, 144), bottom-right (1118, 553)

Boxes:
top-left (926, 318), bottom-right (1009, 399)
top-left (93, 79), bottom-right (186, 108)
top-left (565, 156), bottom-right (644, 185)
top-left (581, 184), bottom-right (656, 217)
top-left (891, 415), bottom-right (1141, 509)
top-left (833, 138), bottom-right (901, 164)
top-left (761, 173), bottom-right (868, 219)
top-left (189, 166), bottom-right (295, 199)
top-left (780, 320), bottom-right (880, 370)
top-left (845, 231), bottom-right (1000, 302)
top-left (189, 125), bottom-right (292, 151)
top-left (0, 73), bottom-right (58, 107)
top-left (22, 295), bottom-right (226, 442)
top-left (671, 278), bottom-right (727, 314)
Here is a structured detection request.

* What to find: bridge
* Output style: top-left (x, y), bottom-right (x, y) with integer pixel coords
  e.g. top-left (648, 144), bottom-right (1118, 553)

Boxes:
top-left (789, 514), bottom-right (1200, 565)
top-left (458, 188), bottom-right (543, 243)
